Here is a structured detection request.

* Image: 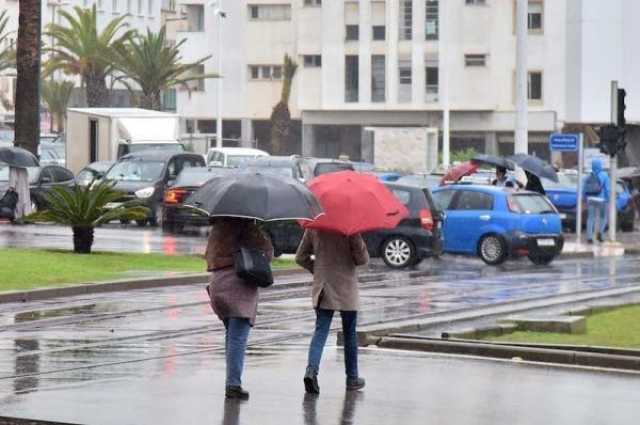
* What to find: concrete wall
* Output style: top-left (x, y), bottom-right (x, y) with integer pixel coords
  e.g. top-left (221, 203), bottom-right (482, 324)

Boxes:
top-left (368, 127), bottom-right (437, 173)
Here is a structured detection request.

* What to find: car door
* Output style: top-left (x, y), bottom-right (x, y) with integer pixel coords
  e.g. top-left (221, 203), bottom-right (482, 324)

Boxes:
top-left (443, 190), bottom-right (495, 254)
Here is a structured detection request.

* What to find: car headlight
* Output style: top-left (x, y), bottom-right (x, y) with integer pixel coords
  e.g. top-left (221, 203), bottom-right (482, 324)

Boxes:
top-left (135, 187), bottom-right (155, 199)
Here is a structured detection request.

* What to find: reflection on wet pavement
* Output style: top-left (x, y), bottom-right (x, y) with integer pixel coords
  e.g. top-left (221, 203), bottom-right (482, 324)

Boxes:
top-left (0, 255), bottom-right (639, 423)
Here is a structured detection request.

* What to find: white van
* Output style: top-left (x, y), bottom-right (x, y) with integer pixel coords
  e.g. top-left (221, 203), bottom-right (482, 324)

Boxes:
top-left (206, 147), bottom-right (269, 168)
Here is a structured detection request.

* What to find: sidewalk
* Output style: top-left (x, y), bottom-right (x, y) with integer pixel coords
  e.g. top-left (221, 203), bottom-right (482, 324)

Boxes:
top-left (0, 346), bottom-right (637, 425)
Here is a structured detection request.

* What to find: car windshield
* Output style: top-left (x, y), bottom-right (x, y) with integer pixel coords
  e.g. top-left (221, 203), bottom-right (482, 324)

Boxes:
top-left (0, 166), bottom-right (40, 183)
top-left (127, 144), bottom-right (184, 154)
top-left (175, 168), bottom-right (229, 186)
top-left (510, 194), bottom-right (556, 214)
top-left (314, 162), bottom-right (353, 176)
top-left (105, 160), bottom-right (165, 182)
top-left (227, 155), bottom-right (264, 168)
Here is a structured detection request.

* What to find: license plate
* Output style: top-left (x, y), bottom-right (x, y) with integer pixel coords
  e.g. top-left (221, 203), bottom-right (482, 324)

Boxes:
top-left (105, 202), bottom-right (123, 209)
top-left (537, 238), bottom-right (555, 247)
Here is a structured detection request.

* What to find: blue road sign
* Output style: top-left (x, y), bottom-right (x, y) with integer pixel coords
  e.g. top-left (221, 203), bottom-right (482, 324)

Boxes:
top-left (549, 133), bottom-right (579, 152)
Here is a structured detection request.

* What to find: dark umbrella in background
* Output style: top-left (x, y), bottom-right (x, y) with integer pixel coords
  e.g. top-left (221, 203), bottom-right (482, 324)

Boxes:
top-left (509, 154), bottom-right (559, 182)
top-left (0, 146), bottom-right (39, 168)
top-left (471, 154), bottom-right (515, 170)
top-left (183, 171), bottom-right (323, 221)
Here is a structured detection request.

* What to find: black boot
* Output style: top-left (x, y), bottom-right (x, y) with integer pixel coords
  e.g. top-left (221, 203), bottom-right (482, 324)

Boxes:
top-left (304, 366), bottom-right (320, 394)
top-left (346, 376), bottom-right (365, 391)
top-left (225, 385), bottom-right (249, 400)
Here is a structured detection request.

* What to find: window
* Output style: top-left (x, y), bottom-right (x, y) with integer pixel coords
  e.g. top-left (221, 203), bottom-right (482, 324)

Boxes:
top-left (249, 65), bottom-right (283, 80)
top-left (425, 0), bottom-right (439, 40)
top-left (97, 0), bottom-right (104, 10)
top-left (432, 190), bottom-right (455, 210)
top-left (51, 167), bottom-right (74, 183)
top-left (371, 55), bottom-right (386, 102)
top-left (345, 55), bottom-right (359, 103)
top-left (162, 0), bottom-right (176, 11)
top-left (398, 61), bottom-right (412, 103)
top-left (399, 0), bottom-right (412, 40)
top-left (248, 4), bottom-right (291, 21)
top-left (184, 4), bottom-right (204, 31)
top-left (391, 189), bottom-right (411, 206)
top-left (372, 25), bottom-right (386, 41)
top-left (466, 0), bottom-right (486, 4)
top-left (345, 25), bottom-right (359, 41)
top-left (112, 0), bottom-right (118, 12)
top-left (453, 191), bottom-right (494, 211)
top-left (465, 54), bottom-right (487, 67)
top-left (137, 0), bottom-right (143, 15)
top-left (528, 0), bottom-right (543, 31)
top-left (148, 0), bottom-right (153, 15)
top-left (162, 89), bottom-right (176, 111)
top-left (303, 55), bottom-right (322, 68)
top-left (127, 0), bottom-right (131, 12)
top-left (528, 71), bottom-right (543, 101)
top-left (426, 65), bottom-right (439, 102)
top-left (304, 0), bottom-right (322, 6)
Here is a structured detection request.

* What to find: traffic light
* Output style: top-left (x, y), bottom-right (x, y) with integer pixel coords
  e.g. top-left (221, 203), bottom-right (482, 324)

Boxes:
top-left (617, 88), bottom-right (627, 128)
top-left (598, 124), bottom-right (620, 156)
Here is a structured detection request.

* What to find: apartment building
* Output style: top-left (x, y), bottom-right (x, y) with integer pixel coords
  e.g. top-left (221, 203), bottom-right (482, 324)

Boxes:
top-left (0, 0), bottom-right (162, 120)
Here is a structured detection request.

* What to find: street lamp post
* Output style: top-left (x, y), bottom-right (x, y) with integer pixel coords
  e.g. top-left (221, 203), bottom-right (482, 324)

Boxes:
top-left (208, 1), bottom-right (226, 149)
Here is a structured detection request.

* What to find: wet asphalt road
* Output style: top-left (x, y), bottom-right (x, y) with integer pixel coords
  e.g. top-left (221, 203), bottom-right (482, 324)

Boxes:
top-left (0, 255), bottom-right (639, 424)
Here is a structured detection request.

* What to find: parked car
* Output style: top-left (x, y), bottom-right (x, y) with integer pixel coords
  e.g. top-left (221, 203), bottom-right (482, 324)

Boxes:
top-left (38, 142), bottom-right (66, 167)
top-left (75, 161), bottom-right (115, 187)
top-left (432, 185), bottom-right (563, 266)
top-left (206, 147), bottom-right (269, 168)
top-left (0, 164), bottom-right (75, 211)
top-left (305, 158), bottom-right (354, 177)
top-left (243, 155), bottom-right (309, 181)
top-left (102, 151), bottom-right (205, 227)
top-left (162, 166), bottom-right (232, 232)
top-left (543, 173), bottom-right (634, 232)
top-left (264, 183), bottom-right (443, 269)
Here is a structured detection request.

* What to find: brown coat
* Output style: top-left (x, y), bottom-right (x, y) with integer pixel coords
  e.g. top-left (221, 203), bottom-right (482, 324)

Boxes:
top-left (205, 219), bottom-right (274, 325)
top-left (295, 230), bottom-right (369, 311)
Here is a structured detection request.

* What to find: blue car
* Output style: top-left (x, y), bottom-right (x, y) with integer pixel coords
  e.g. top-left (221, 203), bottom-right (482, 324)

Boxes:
top-left (543, 174), bottom-right (635, 232)
top-left (432, 185), bottom-right (564, 265)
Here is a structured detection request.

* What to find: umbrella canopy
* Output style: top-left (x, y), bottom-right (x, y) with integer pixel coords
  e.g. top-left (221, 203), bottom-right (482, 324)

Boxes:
top-left (183, 171), bottom-right (323, 221)
top-left (0, 146), bottom-right (39, 168)
top-left (471, 154), bottom-right (515, 170)
top-left (440, 161), bottom-right (480, 185)
top-left (508, 154), bottom-right (558, 182)
top-left (302, 171), bottom-right (409, 236)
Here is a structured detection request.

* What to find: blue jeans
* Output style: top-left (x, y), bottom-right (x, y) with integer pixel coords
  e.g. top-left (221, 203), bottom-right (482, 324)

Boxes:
top-left (587, 198), bottom-right (608, 241)
top-left (223, 318), bottom-right (251, 387)
top-left (307, 309), bottom-right (358, 379)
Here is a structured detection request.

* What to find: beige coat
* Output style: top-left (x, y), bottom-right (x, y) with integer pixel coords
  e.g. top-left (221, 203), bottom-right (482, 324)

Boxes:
top-left (295, 230), bottom-right (369, 311)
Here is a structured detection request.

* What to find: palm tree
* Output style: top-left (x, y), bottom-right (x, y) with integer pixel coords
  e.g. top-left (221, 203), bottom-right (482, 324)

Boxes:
top-left (28, 181), bottom-right (148, 254)
top-left (45, 5), bottom-right (134, 107)
top-left (270, 54), bottom-right (298, 155)
top-left (14, 0), bottom-right (41, 155)
top-left (0, 10), bottom-right (16, 73)
top-left (42, 79), bottom-right (75, 133)
top-left (113, 27), bottom-right (216, 110)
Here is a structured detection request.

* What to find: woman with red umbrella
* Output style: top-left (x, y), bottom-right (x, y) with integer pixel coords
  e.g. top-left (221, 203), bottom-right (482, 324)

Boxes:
top-left (296, 171), bottom-right (408, 394)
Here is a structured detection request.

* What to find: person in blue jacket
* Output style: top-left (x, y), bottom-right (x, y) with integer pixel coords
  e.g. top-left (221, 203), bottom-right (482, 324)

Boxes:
top-left (585, 159), bottom-right (610, 243)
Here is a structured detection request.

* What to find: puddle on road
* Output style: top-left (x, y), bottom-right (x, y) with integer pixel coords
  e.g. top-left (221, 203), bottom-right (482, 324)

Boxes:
top-left (11, 303), bottom-right (122, 324)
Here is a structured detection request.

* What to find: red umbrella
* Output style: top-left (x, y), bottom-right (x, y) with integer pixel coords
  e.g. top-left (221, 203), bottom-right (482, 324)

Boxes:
top-left (440, 161), bottom-right (480, 185)
top-left (302, 171), bottom-right (409, 236)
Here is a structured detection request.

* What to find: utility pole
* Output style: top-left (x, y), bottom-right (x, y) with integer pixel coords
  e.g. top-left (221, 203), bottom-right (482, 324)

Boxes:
top-left (440, 0), bottom-right (450, 168)
top-left (608, 81), bottom-right (619, 243)
top-left (215, 0), bottom-right (224, 149)
top-left (514, 0), bottom-right (528, 154)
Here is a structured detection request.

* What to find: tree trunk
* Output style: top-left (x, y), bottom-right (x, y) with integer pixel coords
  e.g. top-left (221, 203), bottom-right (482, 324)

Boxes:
top-left (72, 226), bottom-right (94, 254)
top-left (14, 0), bottom-right (41, 156)
top-left (270, 101), bottom-right (291, 155)
top-left (140, 91), bottom-right (162, 111)
top-left (85, 73), bottom-right (110, 107)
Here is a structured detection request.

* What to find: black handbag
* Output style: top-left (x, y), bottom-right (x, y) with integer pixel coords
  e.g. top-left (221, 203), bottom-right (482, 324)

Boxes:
top-left (234, 247), bottom-right (273, 288)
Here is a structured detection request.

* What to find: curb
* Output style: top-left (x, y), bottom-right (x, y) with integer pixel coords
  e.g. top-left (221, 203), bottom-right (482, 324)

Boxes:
top-left (375, 336), bottom-right (640, 371)
top-left (0, 268), bottom-right (305, 304)
top-left (0, 417), bottom-right (81, 425)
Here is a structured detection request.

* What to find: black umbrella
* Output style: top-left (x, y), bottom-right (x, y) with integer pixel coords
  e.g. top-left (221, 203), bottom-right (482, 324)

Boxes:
top-left (471, 154), bottom-right (515, 170)
top-left (0, 146), bottom-right (39, 168)
top-left (184, 171), bottom-right (323, 221)
top-left (508, 154), bottom-right (559, 182)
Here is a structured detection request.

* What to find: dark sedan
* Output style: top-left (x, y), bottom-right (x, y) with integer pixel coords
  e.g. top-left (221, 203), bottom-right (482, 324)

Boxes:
top-left (0, 164), bottom-right (75, 211)
top-left (103, 151), bottom-right (205, 227)
top-left (265, 183), bottom-right (443, 269)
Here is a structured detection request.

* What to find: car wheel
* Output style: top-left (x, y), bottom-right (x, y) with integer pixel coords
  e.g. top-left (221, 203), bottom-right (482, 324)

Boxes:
top-left (382, 237), bottom-right (415, 269)
top-left (120, 219), bottom-right (130, 226)
top-left (135, 219), bottom-right (148, 227)
top-left (478, 234), bottom-right (507, 266)
top-left (528, 253), bottom-right (556, 266)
